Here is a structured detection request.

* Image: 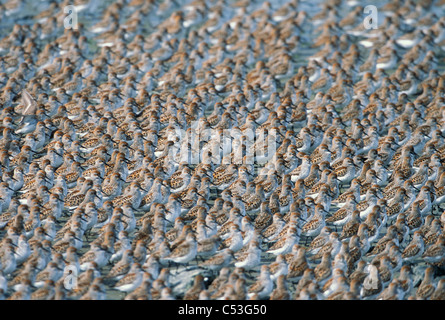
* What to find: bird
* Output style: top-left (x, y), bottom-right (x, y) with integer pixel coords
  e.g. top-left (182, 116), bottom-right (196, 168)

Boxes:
top-left (267, 226), bottom-right (300, 256)
top-left (234, 240), bottom-right (262, 270)
top-left (307, 226), bottom-right (332, 256)
top-left (105, 249), bottom-right (134, 283)
top-left (416, 267), bottom-right (436, 300)
top-left (0, 0), bottom-right (442, 302)
top-left (113, 262), bottom-right (144, 294)
top-left (422, 235), bottom-right (445, 264)
top-left (200, 248), bottom-right (234, 273)
top-left (326, 194), bottom-right (358, 227)
top-left (301, 204), bottom-right (327, 238)
top-left (247, 265), bottom-right (274, 299)
top-left (401, 231), bottom-right (425, 263)
top-left (431, 279), bottom-right (445, 300)
top-left (164, 233), bottom-right (198, 266)
top-left (183, 274), bottom-right (206, 300)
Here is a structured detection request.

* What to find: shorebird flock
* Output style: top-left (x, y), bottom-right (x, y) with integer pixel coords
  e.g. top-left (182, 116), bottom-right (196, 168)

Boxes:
top-left (0, 0), bottom-right (444, 300)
